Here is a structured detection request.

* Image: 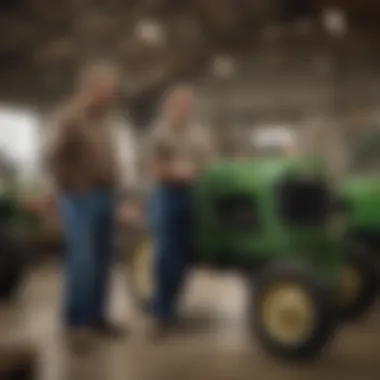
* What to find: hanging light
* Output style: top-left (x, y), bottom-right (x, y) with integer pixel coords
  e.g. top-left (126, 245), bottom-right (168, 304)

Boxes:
top-left (212, 56), bottom-right (236, 78)
top-left (252, 125), bottom-right (296, 149)
top-left (134, 19), bottom-right (166, 47)
top-left (322, 7), bottom-right (348, 38)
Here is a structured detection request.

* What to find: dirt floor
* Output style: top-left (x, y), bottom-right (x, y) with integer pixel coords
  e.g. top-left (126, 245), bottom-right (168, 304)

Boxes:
top-left (0, 262), bottom-right (379, 380)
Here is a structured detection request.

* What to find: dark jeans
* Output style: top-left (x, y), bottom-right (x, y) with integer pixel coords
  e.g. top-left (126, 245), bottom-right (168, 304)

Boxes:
top-left (149, 185), bottom-right (194, 321)
top-left (58, 188), bottom-right (116, 328)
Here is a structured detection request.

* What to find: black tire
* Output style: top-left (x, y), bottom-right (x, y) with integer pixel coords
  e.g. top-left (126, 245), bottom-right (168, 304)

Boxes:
top-left (0, 232), bottom-right (24, 299)
top-left (338, 244), bottom-right (379, 320)
top-left (251, 262), bottom-right (337, 361)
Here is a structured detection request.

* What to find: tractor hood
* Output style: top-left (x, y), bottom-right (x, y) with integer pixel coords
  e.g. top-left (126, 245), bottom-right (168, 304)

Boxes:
top-left (341, 174), bottom-right (380, 198)
top-left (340, 174), bottom-right (380, 229)
top-left (201, 155), bottom-right (327, 188)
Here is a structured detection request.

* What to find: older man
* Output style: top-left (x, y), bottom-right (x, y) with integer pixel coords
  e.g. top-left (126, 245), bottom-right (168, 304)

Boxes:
top-left (144, 85), bottom-right (216, 336)
top-left (45, 64), bottom-right (127, 350)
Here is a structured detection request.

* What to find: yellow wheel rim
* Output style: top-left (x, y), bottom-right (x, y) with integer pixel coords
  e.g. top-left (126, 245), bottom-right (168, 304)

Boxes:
top-left (131, 240), bottom-right (153, 299)
top-left (260, 282), bottom-right (316, 345)
top-left (337, 265), bottom-right (362, 307)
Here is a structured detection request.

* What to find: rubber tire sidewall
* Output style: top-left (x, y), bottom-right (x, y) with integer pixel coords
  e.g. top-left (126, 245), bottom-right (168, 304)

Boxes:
top-left (339, 244), bottom-right (379, 321)
top-left (251, 261), bottom-right (337, 361)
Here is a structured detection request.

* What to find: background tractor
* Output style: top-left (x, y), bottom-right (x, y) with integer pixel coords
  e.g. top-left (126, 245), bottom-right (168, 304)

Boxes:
top-left (0, 156), bottom-right (40, 299)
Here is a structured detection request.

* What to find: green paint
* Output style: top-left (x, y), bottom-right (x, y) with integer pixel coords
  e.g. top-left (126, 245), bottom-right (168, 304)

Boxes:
top-left (340, 174), bottom-right (380, 230)
top-left (193, 156), bottom-right (344, 285)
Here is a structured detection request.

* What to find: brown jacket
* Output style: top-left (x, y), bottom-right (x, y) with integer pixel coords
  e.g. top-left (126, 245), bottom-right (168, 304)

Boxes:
top-left (44, 101), bottom-right (118, 193)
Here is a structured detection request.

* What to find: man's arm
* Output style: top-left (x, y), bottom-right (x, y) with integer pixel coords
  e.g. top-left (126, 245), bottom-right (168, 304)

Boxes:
top-left (44, 113), bottom-right (84, 169)
top-left (42, 109), bottom-right (85, 196)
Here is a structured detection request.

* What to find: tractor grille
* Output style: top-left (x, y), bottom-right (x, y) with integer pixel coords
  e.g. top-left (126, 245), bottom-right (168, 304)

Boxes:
top-left (277, 178), bottom-right (332, 225)
top-left (215, 194), bottom-right (259, 231)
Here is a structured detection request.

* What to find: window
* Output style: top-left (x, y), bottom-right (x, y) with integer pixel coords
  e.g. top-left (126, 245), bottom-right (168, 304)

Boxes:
top-left (0, 107), bottom-right (41, 184)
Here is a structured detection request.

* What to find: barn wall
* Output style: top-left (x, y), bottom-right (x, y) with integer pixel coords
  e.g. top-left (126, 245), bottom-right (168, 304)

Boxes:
top-left (193, 29), bottom-right (380, 174)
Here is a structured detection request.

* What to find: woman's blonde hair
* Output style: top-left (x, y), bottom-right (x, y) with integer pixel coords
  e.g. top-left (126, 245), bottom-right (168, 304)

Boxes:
top-left (159, 83), bottom-right (194, 115)
top-left (76, 61), bottom-right (119, 94)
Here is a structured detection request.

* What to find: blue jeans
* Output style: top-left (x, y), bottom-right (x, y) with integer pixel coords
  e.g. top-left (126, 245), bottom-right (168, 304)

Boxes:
top-left (58, 188), bottom-right (116, 328)
top-left (149, 185), bottom-right (194, 321)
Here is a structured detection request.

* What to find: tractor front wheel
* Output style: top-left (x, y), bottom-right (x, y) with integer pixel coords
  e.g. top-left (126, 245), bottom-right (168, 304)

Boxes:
top-left (251, 262), bottom-right (337, 361)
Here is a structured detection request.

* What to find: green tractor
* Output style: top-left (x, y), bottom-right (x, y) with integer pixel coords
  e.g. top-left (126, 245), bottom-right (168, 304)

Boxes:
top-left (126, 156), bottom-right (378, 360)
top-left (332, 129), bottom-right (380, 323)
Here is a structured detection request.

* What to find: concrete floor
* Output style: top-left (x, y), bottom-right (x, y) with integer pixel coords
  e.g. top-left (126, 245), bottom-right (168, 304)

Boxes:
top-left (1, 262), bottom-right (380, 380)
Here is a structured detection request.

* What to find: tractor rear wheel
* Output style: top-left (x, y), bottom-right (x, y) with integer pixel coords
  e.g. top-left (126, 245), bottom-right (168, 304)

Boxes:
top-left (337, 245), bottom-right (379, 320)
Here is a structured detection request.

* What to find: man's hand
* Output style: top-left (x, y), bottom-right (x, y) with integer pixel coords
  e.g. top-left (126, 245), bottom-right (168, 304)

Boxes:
top-left (19, 195), bottom-right (52, 215)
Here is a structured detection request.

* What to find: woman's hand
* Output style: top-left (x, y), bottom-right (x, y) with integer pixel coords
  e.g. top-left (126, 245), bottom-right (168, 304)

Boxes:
top-left (117, 201), bottom-right (142, 228)
top-left (171, 161), bottom-right (196, 183)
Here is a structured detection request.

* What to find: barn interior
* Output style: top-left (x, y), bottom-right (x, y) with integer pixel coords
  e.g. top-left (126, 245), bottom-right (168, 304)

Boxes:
top-left (1, 1), bottom-right (380, 379)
